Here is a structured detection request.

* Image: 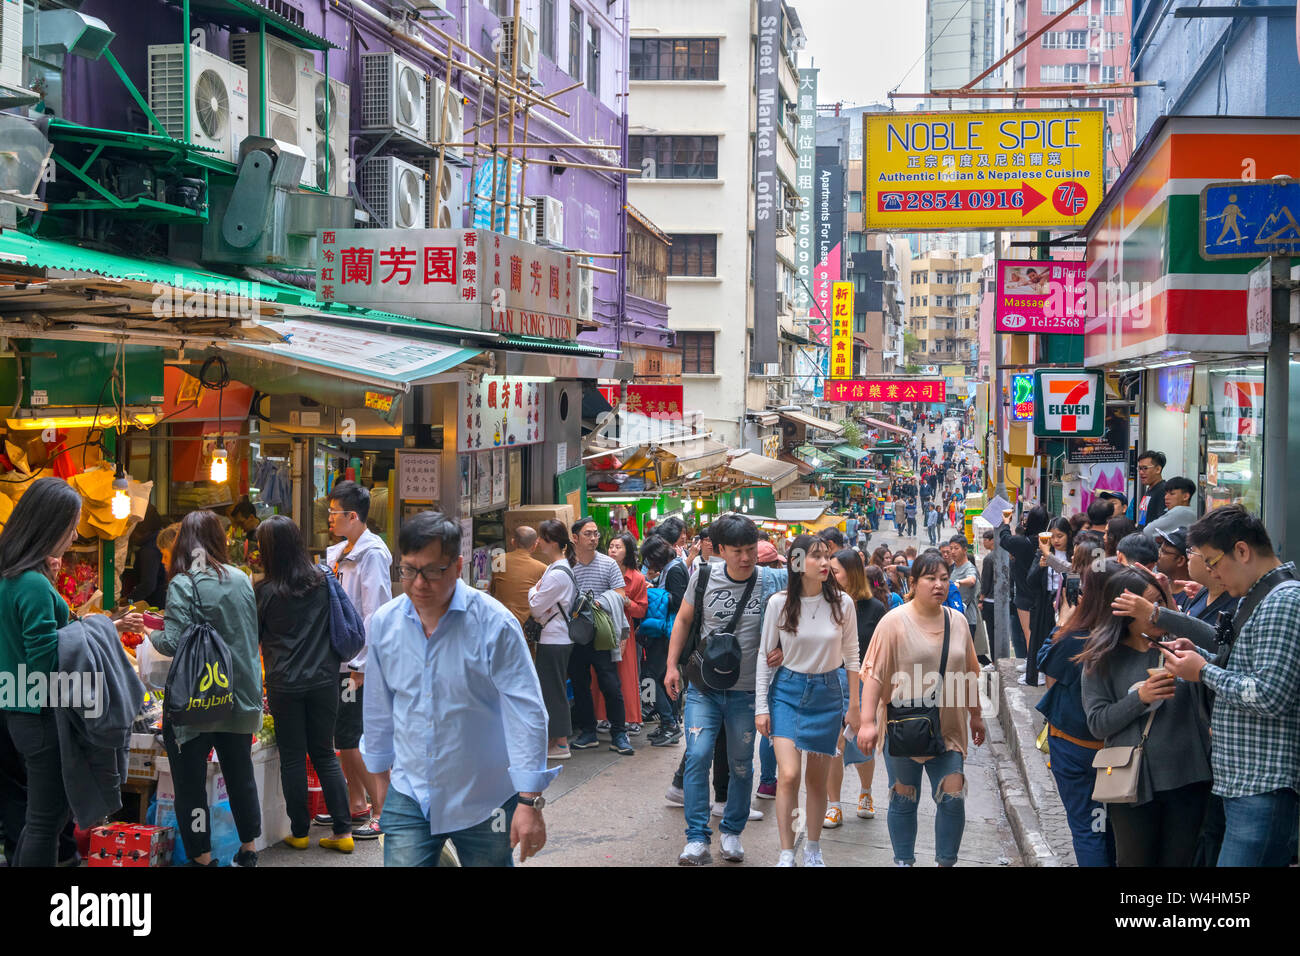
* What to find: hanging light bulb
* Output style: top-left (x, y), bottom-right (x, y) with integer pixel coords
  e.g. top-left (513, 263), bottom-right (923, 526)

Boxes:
top-left (210, 446), bottom-right (229, 483)
top-left (111, 472), bottom-right (130, 521)
top-left (650, 505), bottom-right (658, 520)
top-left (748, 495), bottom-right (756, 510)
top-left (695, 498), bottom-right (703, 510)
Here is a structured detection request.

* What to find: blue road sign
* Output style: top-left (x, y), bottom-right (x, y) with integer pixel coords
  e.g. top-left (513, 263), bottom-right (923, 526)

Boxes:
top-left (1201, 178), bottom-right (1300, 260)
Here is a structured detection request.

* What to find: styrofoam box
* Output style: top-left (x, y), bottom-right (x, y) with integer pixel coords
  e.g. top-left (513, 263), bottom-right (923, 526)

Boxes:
top-left (155, 743), bottom-right (290, 852)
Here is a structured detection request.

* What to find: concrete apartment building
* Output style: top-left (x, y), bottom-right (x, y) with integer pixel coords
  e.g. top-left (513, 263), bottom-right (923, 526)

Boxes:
top-left (627, 0), bottom-right (806, 448)
top-left (905, 252), bottom-right (983, 375)
top-left (1000, 0), bottom-right (1135, 189)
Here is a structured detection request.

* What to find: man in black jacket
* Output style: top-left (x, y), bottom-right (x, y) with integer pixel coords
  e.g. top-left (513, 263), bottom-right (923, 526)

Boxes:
top-left (979, 529), bottom-right (999, 661)
top-left (1136, 449), bottom-right (1168, 527)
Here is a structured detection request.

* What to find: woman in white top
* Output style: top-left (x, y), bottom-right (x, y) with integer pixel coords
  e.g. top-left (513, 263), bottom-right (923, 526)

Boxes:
top-left (756, 534), bottom-right (860, 867)
top-left (528, 519), bottom-right (578, 760)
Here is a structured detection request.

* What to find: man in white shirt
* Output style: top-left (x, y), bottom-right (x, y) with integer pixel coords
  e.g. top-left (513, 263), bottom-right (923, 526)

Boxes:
top-left (324, 481), bottom-right (392, 839)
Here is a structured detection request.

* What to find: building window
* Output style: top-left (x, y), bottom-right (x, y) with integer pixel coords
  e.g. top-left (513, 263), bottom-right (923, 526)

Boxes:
top-left (848, 191), bottom-right (863, 213)
top-left (681, 332), bottom-right (715, 373)
top-left (1042, 0), bottom-right (1061, 13)
top-left (586, 24), bottom-right (600, 96)
top-left (668, 234), bottom-right (717, 275)
top-left (629, 38), bottom-right (720, 81)
top-left (629, 135), bottom-right (719, 179)
top-left (1103, 0), bottom-right (1122, 14)
top-left (1101, 65), bottom-right (1123, 83)
top-left (1105, 32), bottom-right (1125, 50)
top-left (540, 0), bottom-right (556, 61)
top-left (1042, 31), bottom-right (1088, 49)
top-left (568, 5), bottom-right (583, 79)
top-left (1041, 63), bottom-right (1085, 83)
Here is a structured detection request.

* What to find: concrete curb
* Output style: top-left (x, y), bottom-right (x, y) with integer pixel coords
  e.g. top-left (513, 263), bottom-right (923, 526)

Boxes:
top-left (991, 660), bottom-right (1073, 867)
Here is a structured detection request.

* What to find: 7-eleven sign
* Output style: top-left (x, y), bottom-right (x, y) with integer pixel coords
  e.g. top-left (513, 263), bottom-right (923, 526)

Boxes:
top-left (1034, 369), bottom-right (1105, 437)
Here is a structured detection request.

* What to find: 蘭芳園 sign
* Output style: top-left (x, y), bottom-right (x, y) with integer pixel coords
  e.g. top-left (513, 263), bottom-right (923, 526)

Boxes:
top-left (863, 110), bottom-right (1105, 232)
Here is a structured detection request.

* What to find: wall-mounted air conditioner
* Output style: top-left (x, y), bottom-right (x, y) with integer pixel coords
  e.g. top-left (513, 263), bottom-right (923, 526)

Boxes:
top-left (1, 0), bottom-right (23, 89)
top-left (360, 51), bottom-right (426, 141)
top-left (529, 194), bottom-right (564, 246)
top-left (358, 155), bottom-right (426, 229)
top-left (428, 76), bottom-right (465, 164)
top-left (576, 258), bottom-right (594, 323)
top-left (415, 156), bottom-right (464, 229)
top-left (148, 43), bottom-right (249, 163)
top-left (314, 73), bottom-right (350, 196)
top-left (230, 33), bottom-right (315, 186)
top-left (500, 18), bottom-right (539, 80)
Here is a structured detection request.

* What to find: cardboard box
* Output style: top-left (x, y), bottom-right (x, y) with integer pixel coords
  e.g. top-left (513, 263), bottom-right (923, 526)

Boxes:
top-left (155, 745), bottom-right (289, 852)
top-left (503, 504), bottom-right (575, 542)
top-left (127, 732), bottom-right (165, 783)
top-left (88, 823), bottom-right (174, 867)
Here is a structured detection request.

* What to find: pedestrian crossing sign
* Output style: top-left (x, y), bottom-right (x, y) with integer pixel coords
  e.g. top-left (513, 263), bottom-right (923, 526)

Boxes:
top-left (1201, 178), bottom-right (1300, 260)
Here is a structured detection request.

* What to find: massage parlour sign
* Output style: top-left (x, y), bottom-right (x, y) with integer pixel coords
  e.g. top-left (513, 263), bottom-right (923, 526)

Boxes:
top-left (317, 228), bottom-right (581, 341)
top-left (1033, 369), bottom-right (1105, 438)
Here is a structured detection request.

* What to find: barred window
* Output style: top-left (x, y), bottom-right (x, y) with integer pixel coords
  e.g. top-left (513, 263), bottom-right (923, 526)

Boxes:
top-left (629, 135), bottom-right (719, 179)
top-left (668, 235), bottom-right (717, 276)
top-left (680, 332), bottom-right (715, 374)
top-left (630, 38), bottom-right (720, 81)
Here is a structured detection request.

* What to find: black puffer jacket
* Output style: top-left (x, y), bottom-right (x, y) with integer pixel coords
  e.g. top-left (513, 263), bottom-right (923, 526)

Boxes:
top-left (256, 575), bottom-right (341, 692)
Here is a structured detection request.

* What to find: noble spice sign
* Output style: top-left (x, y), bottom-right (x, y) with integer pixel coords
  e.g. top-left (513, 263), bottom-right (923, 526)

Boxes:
top-left (824, 379), bottom-right (946, 403)
top-left (317, 228), bottom-right (580, 340)
top-left (1034, 369), bottom-right (1105, 437)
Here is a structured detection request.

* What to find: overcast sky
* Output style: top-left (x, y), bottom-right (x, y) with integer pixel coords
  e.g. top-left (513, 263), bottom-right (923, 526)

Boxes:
top-left (794, 0), bottom-right (928, 109)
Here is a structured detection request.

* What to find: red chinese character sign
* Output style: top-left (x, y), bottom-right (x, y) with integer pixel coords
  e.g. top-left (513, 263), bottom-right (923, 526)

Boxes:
top-left (830, 281), bottom-right (854, 379)
top-left (318, 228), bottom-right (579, 340)
top-left (823, 379), bottom-right (947, 403)
top-left (458, 377), bottom-right (546, 451)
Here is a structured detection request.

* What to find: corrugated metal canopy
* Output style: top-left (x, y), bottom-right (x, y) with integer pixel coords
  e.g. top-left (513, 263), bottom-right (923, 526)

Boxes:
top-left (777, 409), bottom-right (844, 435)
top-left (862, 416), bottom-right (910, 437)
top-left (727, 453), bottom-right (798, 492)
top-left (831, 444), bottom-right (871, 461)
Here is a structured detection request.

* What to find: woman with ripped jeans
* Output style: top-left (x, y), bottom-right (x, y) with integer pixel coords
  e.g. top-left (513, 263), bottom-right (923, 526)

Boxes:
top-left (857, 550), bottom-right (985, 866)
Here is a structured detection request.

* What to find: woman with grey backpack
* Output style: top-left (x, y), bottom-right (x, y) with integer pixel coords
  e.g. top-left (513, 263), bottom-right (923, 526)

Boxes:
top-left (529, 520), bottom-right (578, 761)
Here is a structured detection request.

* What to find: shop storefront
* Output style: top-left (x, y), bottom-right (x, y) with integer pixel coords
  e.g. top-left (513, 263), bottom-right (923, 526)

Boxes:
top-left (1080, 116), bottom-right (1300, 517)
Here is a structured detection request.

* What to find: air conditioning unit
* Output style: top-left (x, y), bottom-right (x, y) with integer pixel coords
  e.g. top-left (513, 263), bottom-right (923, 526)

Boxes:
top-left (314, 73), bottom-right (350, 196)
top-left (428, 77), bottom-right (466, 165)
top-left (500, 18), bottom-right (539, 79)
top-left (1087, 51), bottom-right (1101, 64)
top-left (415, 156), bottom-right (464, 228)
top-left (358, 155), bottom-right (426, 229)
top-left (1, 0), bottom-right (23, 89)
top-left (776, 291), bottom-right (790, 313)
top-left (517, 197), bottom-right (536, 243)
top-left (230, 33), bottom-right (316, 186)
top-left (529, 194), bottom-right (564, 246)
top-left (148, 43), bottom-right (249, 163)
top-left (1088, 15), bottom-right (1103, 30)
top-left (762, 362), bottom-right (780, 377)
top-left (360, 51), bottom-right (426, 141)
top-left (576, 258), bottom-right (594, 323)
top-left (775, 209), bottom-right (790, 235)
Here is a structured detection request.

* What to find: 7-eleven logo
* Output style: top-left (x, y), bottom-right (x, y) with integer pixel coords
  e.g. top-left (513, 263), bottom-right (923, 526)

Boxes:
top-left (1045, 377), bottom-right (1095, 433)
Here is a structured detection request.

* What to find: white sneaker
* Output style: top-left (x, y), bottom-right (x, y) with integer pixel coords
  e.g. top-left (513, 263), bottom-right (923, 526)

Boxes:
top-left (678, 840), bottom-right (711, 866)
top-left (664, 786), bottom-right (684, 807)
top-left (747, 806), bottom-right (764, 821)
top-left (1016, 661), bottom-right (1027, 672)
top-left (775, 849), bottom-right (796, 867)
top-left (720, 833), bottom-right (744, 863)
top-left (712, 801), bottom-right (762, 821)
top-left (803, 844), bottom-right (827, 867)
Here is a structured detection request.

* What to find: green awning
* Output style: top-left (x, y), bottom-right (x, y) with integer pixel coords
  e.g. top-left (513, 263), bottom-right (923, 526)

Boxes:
top-left (497, 334), bottom-right (616, 356)
top-left (831, 444), bottom-right (871, 461)
top-left (830, 477), bottom-right (869, 484)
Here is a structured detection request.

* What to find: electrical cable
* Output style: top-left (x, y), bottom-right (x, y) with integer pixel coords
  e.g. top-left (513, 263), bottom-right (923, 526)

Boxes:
top-left (890, 0), bottom-right (975, 100)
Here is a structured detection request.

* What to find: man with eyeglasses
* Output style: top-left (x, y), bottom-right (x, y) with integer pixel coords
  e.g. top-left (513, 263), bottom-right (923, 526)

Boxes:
top-left (323, 480), bottom-right (392, 839)
top-left (1135, 450), bottom-right (1167, 528)
top-left (362, 511), bottom-right (556, 866)
top-left (1157, 506), bottom-right (1300, 867)
top-left (566, 517), bottom-right (631, 755)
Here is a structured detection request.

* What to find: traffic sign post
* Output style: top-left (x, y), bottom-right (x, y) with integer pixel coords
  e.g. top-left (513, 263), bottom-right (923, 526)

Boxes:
top-left (1200, 178), bottom-right (1300, 260)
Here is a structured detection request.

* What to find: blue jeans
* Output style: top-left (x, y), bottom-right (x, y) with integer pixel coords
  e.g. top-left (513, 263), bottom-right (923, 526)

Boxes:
top-left (882, 742), bottom-right (966, 866)
top-left (1047, 735), bottom-right (1115, 867)
top-left (1217, 788), bottom-right (1299, 867)
top-left (759, 734), bottom-right (776, 786)
top-left (683, 685), bottom-right (756, 843)
top-left (380, 787), bottom-right (516, 867)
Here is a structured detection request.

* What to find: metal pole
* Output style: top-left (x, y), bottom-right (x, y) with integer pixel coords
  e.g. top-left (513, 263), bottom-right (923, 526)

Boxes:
top-left (1264, 259), bottom-right (1290, 556)
top-left (992, 229), bottom-right (1010, 661)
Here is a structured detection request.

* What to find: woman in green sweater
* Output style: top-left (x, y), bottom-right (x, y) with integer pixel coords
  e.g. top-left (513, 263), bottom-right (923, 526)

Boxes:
top-left (151, 510), bottom-right (263, 867)
top-left (0, 477), bottom-right (82, 866)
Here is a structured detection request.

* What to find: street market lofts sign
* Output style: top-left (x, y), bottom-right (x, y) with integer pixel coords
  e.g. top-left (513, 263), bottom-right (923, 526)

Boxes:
top-left (317, 228), bottom-right (580, 340)
top-left (1033, 369), bottom-right (1105, 437)
top-left (863, 110), bottom-right (1105, 231)
top-left (753, 0), bottom-right (781, 365)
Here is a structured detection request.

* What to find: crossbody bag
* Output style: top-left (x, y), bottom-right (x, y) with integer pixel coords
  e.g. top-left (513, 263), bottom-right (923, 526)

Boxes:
top-left (885, 607), bottom-right (951, 758)
top-left (1091, 709), bottom-right (1157, 805)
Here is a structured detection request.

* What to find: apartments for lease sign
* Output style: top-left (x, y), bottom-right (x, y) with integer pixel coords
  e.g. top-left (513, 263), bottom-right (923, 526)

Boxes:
top-left (863, 110), bottom-right (1106, 231)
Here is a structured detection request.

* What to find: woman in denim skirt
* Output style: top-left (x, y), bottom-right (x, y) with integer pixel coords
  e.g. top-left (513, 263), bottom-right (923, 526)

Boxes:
top-left (755, 535), bottom-right (860, 867)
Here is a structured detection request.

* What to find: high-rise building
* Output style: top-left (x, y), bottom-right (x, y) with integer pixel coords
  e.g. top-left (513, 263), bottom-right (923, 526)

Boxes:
top-left (904, 251), bottom-right (983, 376)
top-left (628, 0), bottom-right (807, 449)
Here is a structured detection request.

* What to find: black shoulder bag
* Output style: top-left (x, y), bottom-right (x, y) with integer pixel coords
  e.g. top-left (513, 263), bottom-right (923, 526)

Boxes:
top-left (885, 607), bottom-right (950, 758)
top-left (683, 567), bottom-right (756, 691)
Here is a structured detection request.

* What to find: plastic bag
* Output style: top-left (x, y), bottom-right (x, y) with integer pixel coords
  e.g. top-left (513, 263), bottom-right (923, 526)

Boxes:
top-left (152, 795), bottom-right (241, 866)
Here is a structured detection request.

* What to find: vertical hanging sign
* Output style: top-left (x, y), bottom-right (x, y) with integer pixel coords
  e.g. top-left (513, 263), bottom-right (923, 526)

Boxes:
top-left (830, 281), bottom-right (854, 379)
top-left (753, 0), bottom-right (781, 365)
top-left (795, 68), bottom-right (818, 315)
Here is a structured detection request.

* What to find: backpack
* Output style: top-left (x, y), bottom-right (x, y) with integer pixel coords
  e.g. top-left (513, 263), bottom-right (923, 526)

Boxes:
top-left (944, 581), bottom-right (965, 614)
top-left (164, 573), bottom-right (236, 727)
top-left (318, 565), bottom-right (366, 661)
top-left (523, 562), bottom-right (578, 643)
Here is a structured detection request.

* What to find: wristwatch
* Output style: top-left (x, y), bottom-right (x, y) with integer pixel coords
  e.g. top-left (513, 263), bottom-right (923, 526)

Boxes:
top-left (518, 794), bottom-right (545, 810)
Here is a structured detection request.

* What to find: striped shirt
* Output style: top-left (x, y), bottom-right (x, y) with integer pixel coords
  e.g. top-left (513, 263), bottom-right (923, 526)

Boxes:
top-left (1200, 563), bottom-right (1300, 799)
